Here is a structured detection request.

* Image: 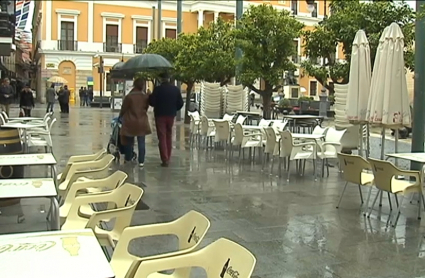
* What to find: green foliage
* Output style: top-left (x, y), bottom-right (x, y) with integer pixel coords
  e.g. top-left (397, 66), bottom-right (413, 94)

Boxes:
top-left (236, 4), bottom-right (304, 96)
top-left (298, 96), bottom-right (313, 102)
top-left (302, 0), bottom-right (415, 92)
top-left (278, 98), bottom-right (291, 108)
top-left (198, 18), bottom-right (236, 85)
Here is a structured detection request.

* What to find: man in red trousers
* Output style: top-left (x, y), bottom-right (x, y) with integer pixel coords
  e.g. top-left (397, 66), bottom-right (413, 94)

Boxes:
top-left (149, 73), bottom-right (184, 167)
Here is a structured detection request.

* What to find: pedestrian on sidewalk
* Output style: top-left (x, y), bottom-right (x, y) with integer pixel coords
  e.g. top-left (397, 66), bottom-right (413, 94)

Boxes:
top-left (58, 85), bottom-right (70, 113)
top-left (0, 78), bottom-right (14, 116)
top-left (46, 84), bottom-right (56, 113)
top-left (79, 87), bottom-right (84, 106)
top-left (19, 85), bottom-right (35, 117)
top-left (149, 72), bottom-right (184, 167)
top-left (119, 78), bottom-right (151, 167)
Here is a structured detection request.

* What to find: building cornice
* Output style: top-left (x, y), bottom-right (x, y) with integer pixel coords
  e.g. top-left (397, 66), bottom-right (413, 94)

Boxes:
top-left (101, 12), bottom-right (125, 19)
top-left (55, 9), bottom-right (81, 16)
top-left (131, 15), bottom-right (153, 21)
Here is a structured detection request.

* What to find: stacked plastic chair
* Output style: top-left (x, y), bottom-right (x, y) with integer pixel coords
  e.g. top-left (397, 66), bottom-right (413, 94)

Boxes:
top-left (225, 84), bottom-right (249, 114)
top-left (333, 83), bottom-right (350, 128)
top-left (200, 82), bottom-right (223, 118)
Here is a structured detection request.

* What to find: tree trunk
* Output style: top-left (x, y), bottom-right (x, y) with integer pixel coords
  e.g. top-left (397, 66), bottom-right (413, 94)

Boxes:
top-left (262, 93), bottom-right (272, 119)
top-left (184, 82), bottom-right (194, 124)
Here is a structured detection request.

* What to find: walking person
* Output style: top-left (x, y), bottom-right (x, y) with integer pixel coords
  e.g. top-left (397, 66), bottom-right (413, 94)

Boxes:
top-left (87, 88), bottom-right (93, 107)
top-left (0, 78), bottom-right (15, 116)
top-left (119, 78), bottom-right (151, 167)
top-left (62, 85), bottom-right (70, 113)
top-left (19, 85), bottom-right (35, 117)
top-left (46, 84), bottom-right (56, 113)
top-left (57, 86), bottom-right (64, 113)
top-left (149, 73), bottom-right (184, 167)
top-left (79, 87), bottom-right (84, 106)
top-left (83, 87), bottom-right (88, 106)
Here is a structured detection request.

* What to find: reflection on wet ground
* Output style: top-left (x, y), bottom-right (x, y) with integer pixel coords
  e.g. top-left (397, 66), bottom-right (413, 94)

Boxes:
top-left (0, 106), bottom-right (424, 278)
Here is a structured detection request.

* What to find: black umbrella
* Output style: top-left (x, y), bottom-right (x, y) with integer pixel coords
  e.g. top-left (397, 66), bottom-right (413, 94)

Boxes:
top-left (120, 54), bottom-right (173, 74)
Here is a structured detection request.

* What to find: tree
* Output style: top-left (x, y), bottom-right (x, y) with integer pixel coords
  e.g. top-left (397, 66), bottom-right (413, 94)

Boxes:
top-left (197, 18), bottom-right (236, 86)
top-left (236, 4), bottom-right (304, 119)
top-left (302, 0), bottom-right (415, 95)
top-left (145, 34), bottom-right (207, 123)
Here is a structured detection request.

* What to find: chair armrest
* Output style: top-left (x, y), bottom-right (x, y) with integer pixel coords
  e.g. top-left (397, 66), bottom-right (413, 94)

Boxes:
top-left (131, 252), bottom-right (200, 278)
top-left (397, 170), bottom-right (421, 180)
top-left (243, 133), bottom-right (262, 137)
top-left (85, 206), bottom-right (133, 229)
top-left (322, 142), bottom-right (341, 147)
top-left (293, 142), bottom-right (316, 148)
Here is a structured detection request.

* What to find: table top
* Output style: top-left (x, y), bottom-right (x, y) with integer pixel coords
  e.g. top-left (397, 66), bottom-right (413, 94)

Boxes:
top-left (0, 229), bottom-right (115, 278)
top-left (2, 122), bottom-right (46, 129)
top-left (292, 133), bottom-right (325, 139)
top-left (283, 115), bottom-right (323, 120)
top-left (8, 117), bottom-right (44, 121)
top-left (236, 111), bottom-right (262, 116)
top-left (0, 153), bottom-right (56, 166)
top-left (386, 153), bottom-right (425, 163)
top-left (0, 178), bottom-right (56, 199)
top-left (242, 125), bottom-right (264, 130)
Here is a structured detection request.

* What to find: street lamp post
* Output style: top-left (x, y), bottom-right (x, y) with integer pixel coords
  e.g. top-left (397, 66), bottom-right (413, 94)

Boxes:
top-left (411, 1), bottom-right (425, 170)
top-left (98, 56), bottom-right (104, 108)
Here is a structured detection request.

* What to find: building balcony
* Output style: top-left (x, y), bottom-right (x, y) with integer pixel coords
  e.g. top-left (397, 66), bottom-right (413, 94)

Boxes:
top-left (57, 40), bottom-right (78, 51)
top-left (103, 42), bottom-right (122, 53)
top-left (133, 42), bottom-right (147, 54)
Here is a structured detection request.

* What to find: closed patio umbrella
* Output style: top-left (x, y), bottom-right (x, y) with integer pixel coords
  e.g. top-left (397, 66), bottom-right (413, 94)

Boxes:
top-left (346, 30), bottom-right (372, 157)
top-left (366, 23), bottom-right (411, 159)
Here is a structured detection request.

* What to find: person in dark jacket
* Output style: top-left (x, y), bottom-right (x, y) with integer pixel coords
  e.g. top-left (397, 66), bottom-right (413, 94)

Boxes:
top-left (46, 84), bottom-right (56, 113)
top-left (58, 85), bottom-right (70, 113)
top-left (19, 85), bottom-right (35, 117)
top-left (79, 87), bottom-right (84, 106)
top-left (149, 73), bottom-right (184, 167)
top-left (0, 78), bottom-right (14, 116)
top-left (87, 88), bottom-right (93, 106)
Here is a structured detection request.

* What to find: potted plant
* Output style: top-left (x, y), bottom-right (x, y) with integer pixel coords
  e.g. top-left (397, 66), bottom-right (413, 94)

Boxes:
top-left (278, 98), bottom-right (292, 114)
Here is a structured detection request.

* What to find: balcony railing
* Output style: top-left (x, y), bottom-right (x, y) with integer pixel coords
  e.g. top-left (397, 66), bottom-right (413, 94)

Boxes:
top-left (103, 42), bottom-right (122, 53)
top-left (133, 41), bottom-right (147, 54)
top-left (57, 40), bottom-right (78, 51)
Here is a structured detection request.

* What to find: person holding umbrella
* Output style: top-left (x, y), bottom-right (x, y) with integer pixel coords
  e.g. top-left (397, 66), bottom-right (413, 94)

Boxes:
top-left (149, 72), bottom-right (184, 167)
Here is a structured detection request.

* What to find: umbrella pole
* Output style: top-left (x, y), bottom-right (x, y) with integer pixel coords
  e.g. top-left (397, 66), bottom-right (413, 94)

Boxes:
top-left (394, 128), bottom-right (399, 167)
top-left (359, 124), bottom-right (364, 157)
top-left (380, 127), bottom-right (385, 160)
top-left (366, 124), bottom-right (370, 158)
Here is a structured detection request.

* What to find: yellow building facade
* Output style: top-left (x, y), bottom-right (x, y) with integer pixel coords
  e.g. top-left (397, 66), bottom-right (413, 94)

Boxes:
top-left (37, 0), bottom-right (337, 101)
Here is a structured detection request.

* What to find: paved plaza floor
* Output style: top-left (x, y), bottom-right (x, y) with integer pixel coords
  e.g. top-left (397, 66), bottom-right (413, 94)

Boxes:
top-left (1, 106), bottom-right (425, 278)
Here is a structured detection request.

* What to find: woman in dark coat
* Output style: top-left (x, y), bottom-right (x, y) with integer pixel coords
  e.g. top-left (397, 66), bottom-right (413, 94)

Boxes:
top-left (119, 78), bottom-right (151, 167)
top-left (19, 85), bottom-right (35, 117)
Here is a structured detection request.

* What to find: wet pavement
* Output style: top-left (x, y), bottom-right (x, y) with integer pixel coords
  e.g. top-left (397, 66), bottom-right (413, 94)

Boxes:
top-left (1, 105), bottom-right (425, 278)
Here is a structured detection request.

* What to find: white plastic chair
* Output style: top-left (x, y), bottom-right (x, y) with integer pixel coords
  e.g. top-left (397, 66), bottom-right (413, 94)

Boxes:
top-left (110, 210), bottom-right (211, 278)
top-left (189, 114), bottom-right (200, 148)
top-left (130, 238), bottom-right (256, 278)
top-left (263, 127), bottom-right (279, 173)
top-left (279, 130), bottom-right (317, 181)
top-left (57, 149), bottom-right (107, 182)
top-left (223, 114), bottom-right (234, 121)
top-left (27, 118), bottom-right (57, 152)
top-left (235, 115), bottom-right (246, 125)
top-left (258, 119), bottom-right (271, 128)
top-left (317, 127), bottom-right (346, 177)
top-left (272, 119), bottom-right (288, 133)
top-left (213, 120), bottom-right (232, 158)
top-left (200, 116), bottom-right (216, 149)
top-left (232, 123), bottom-right (263, 163)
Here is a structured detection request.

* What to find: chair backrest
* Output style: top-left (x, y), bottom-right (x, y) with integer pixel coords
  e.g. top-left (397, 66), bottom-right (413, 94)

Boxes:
top-left (279, 130), bottom-right (293, 157)
top-left (0, 113), bottom-right (5, 124)
top-left (61, 154), bottom-right (115, 195)
top-left (312, 125), bottom-right (328, 136)
top-left (368, 158), bottom-right (404, 193)
top-left (189, 115), bottom-right (199, 133)
top-left (188, 111), bottom-right (200, 121)
top-left (200, 116), bottom-right (209, 135)
top-left (59, 149), bottom-right (107, 184)
top-left (44, 112), bottom-right (53, 122)
top-left (233, 123), bottom-right (244, 146)
top-left (337, 153), bottom-right (371, 184)
top-left (213, 120), bottom-right (231, 142)
top-left (264, 127), bottom-right (277, 154)
top-left (325, 127), bottom-right (346, 143)
top-left (132, 238), bottom-right (256, 278)
top-left (258, 119), bottom-right (271, 128)
top-left (1, 111), bottom-right (7, 120)
top-left (272, 120), bottom-right (287, 133)
top-left (235, 115), bottom-right (246, 125)
top-left (48, 118), bottom-right (57, 132)
top-left (223, 114), bottom-right (234, 121)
